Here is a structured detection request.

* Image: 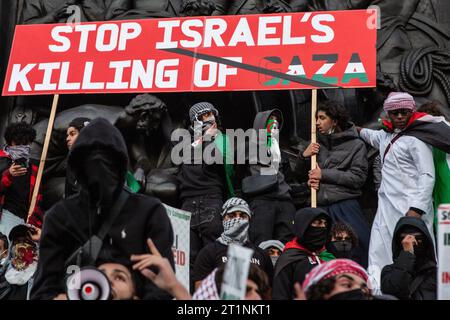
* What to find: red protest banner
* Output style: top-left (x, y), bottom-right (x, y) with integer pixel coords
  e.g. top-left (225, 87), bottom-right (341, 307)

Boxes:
top-left (3, 10), bottom-right (376, 96)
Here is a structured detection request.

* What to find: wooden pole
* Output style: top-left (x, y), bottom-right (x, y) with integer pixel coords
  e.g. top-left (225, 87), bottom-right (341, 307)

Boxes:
top-left (311, 89), bottom-right (317, 208)
top-left (27, 94), bottom-right (59, 223)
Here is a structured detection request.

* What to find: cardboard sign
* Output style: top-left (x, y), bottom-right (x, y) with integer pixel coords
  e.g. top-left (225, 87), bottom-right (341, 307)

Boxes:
top-left (220, 244), bottom-right (254, 300)
top-left (163, 204), bottom-right (191, 291)
top-left (438, 204), bottom-right (450, 300)
top-left (3, 10), bottom-right (377, 96)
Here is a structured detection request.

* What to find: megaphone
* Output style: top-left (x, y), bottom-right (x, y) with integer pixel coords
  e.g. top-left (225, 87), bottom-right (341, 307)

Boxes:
top-left (66, 267), bottom-right (111, 300)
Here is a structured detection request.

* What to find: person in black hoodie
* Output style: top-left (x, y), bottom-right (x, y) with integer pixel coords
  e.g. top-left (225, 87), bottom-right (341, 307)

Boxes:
top-left (243, 108), bottom-right (295, 246)
top-left (381, 217), bottom-right (437, 300)
top-left (272, 207), bottom-right (335, 300)
top-left (30, 118), bottom-right (174, 300)
top-left (177, 102), bottom-right (233, 291)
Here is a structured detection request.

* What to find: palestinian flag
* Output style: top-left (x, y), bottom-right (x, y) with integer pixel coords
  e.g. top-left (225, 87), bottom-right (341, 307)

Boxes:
top-left (381, 112), bottom-right (450, 153)
top-left (433, 149), bottom-right (450, 227)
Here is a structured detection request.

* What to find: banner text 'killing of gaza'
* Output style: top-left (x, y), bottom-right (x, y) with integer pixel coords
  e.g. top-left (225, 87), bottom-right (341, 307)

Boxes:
top-left (49, 13), bottom-right (336, 53)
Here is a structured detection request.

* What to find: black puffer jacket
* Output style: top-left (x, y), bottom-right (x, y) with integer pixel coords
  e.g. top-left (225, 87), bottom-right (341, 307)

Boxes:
top-left (31, 118), bottom-right (174, 300)
top-left (295, 124), bottom-right (368, 205)
top-left (381, 217), bottom-right (437, 300)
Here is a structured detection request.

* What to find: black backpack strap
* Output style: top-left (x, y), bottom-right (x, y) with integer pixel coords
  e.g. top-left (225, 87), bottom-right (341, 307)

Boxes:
top-left (64, 188), bottom-right (130, 267)
top-left (383, 134), bottom-right (402, 162)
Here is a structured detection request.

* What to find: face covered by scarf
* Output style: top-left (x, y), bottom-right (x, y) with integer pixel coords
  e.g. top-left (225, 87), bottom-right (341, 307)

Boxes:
top-left (327, 240), bottom-right (353, 259)
top-left (5, 145), bottom-right (31, 161)
top-left (301, 225), bottom-right (328, 252)
top-left (217, 217), bottom-right (249, 246)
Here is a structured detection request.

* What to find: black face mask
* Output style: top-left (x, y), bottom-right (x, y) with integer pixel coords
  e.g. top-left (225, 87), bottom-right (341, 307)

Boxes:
top-left (328, 289), bottom-right (370, 301)
top-left (327, 240), bottom-right (353, 259)
top-left (81, 151), bottom-right (122, 208)
top-left (301, 226), bottom-right (328, 252)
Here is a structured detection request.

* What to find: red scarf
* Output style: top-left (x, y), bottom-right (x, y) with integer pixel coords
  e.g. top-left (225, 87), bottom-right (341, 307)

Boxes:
top-left (284, 238), bottom-right (327, 263)
top-left (380, 111), bottom-right (427, 132)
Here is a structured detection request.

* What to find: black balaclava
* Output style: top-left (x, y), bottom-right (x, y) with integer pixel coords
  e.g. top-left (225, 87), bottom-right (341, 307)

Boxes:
top-left (81, 149), bottom-right (122, 208)
top-left (301, 214), bottom-right (329, 252)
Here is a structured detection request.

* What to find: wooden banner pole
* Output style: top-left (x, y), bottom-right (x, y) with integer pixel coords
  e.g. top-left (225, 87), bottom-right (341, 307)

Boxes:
top-left (27, 94), bottom-right (59, 223)
top-left (311, 89), bottom-right (317, 208)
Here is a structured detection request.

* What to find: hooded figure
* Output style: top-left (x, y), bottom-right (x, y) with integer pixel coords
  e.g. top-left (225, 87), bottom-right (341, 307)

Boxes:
top-left (381, 217), bottom-right (437, 300)
top-left (272, 208), bottom-right (335, 300)
top-left (244, 109), bottom-right (295, 246)
top-left (192, 197), bottom-right (273, 289)
top-left (30, 118), bottom-right (174, 300)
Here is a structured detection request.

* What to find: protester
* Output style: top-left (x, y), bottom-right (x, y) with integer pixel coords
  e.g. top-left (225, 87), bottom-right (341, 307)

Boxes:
top-left (65, 117), bottom-right (91, 198)
top-left (192, 197), bottom-right (273, 289)
top-left (381, 217), bottom-right (437, 300)
top-left (244, 108), bottom-right (295, 245)
top-left (0, 224), bottom-right (39, 300)
top-left (302, 259), bottom-right (372, 300)
top-left (259, 240), bottom-right (285, 267)
top-left (0, 122), bottom-right (44, 236)
top-left (30, 118), bottom-right (175, 300)
top-left (358, 92), bottom-right (442, 288)
top-left (326, 222), bottom-right (359, 260)
top-left (272, 208), bottom-right (335, 300)
top-left (296, 100), bottom-right (370, 268)
top-left (177, 102), bottom-right (234, 291)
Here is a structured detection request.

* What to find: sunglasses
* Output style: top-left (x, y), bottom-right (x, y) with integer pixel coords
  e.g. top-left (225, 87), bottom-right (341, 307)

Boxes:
top-left (388, 109), bottom-right (412, 116)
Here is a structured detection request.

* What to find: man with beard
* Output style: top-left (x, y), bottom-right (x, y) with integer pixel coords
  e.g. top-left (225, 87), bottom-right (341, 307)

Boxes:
top-left (272, 207), bottom-right (335, 300)
top-left (381, 217), bottom-right (437, 300)
top-left (192, 197), bottom-right (273, 290)
top-left (30, 118), bottom-right (174, 300)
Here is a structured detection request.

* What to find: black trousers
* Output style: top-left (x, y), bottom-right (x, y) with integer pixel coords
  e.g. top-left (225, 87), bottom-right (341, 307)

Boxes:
top-left (181, 194), bottom-right (223, 292)
top-left (248, 198), bottom-right (296, 246)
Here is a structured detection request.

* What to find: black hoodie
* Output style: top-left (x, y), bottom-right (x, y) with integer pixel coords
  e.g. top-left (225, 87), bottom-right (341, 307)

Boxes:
top-left (381, 217), bottom-right (437, 300)
top-left (247, 109), bottom-right (291, 200)
top-left (30, 118), bottom-right (174, 300)
top-left (272, 208), bottom-right (333, 300)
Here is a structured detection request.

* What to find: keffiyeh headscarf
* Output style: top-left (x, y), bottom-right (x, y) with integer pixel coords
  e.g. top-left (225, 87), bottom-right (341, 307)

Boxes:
top-left (217, 198), bottom-right (251, 246)
top-left (192, 268), bottom-right (219, 300)
top-left (302, 259), bottom-right (370, 294)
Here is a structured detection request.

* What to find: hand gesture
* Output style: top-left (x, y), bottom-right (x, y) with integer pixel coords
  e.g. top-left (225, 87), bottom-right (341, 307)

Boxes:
top-left (401, 235), bottom-right (417, 254)
top-left (131, 239), bottom-right (191, 300)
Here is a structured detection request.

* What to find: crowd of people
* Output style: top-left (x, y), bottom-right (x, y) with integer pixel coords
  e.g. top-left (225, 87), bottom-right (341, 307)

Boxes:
top-left (0, 91), bottom-right (449, 300)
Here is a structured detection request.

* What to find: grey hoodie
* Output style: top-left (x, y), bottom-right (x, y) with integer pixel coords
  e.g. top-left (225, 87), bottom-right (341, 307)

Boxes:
top-left (247, 109), bottom-right (291, 200)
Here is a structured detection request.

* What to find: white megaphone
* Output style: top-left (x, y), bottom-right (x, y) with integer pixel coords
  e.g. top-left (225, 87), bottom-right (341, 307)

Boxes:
top-left (66, 267), bottom-right (111, 300)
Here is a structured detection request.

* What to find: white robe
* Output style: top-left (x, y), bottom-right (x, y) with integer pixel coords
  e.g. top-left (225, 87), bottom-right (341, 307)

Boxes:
top-left (360, 129), bottom-right (435, 291)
